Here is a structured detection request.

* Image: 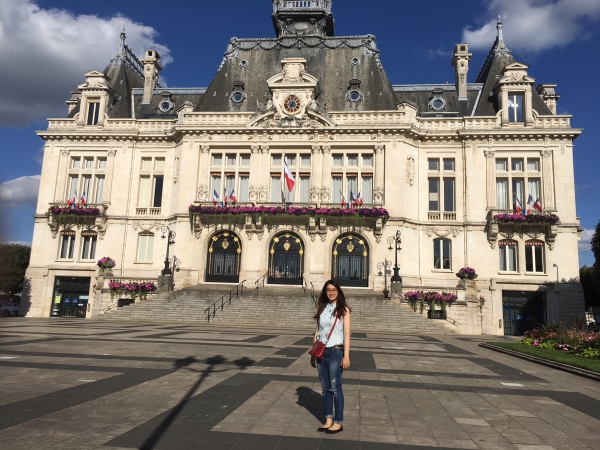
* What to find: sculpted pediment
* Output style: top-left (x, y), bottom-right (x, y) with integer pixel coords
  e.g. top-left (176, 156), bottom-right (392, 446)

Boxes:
top-left (499, 62), bottom-right (535, 84)
top-left (246, 108), bottom-right (336, 129)
top-left (78, 70), bottom-right (110, 91)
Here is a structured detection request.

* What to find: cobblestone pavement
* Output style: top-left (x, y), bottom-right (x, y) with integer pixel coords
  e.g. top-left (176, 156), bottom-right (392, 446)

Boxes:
top-left (1, 318), bottom-right (599, 450)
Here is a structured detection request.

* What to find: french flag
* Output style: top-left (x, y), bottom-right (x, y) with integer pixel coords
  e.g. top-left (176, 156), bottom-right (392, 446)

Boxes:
top-left (223, 188), bottom-right (228, 207)
top-left (340, 191), bottom-right (347, 208)
top-left (212, 189), bottom-right (219, 206)
top-left (355, 191), bottom-right (363, 206)
top-left (80, 191), bottom-right (86, 206)
top-left (284, 160), bottom-right (295, 192)
top-left (349, 191), bottom-right (356, 209)
top-left (527, 194), bottom-right (535, 215)
top-left (229, 189), bottom-right (237, 204)
top-left (68, 190), bottom-right (77, 208)
top-left (533, 198), bottom-right (542, 211)
top-left (514, 197), bottom-right (522, 214)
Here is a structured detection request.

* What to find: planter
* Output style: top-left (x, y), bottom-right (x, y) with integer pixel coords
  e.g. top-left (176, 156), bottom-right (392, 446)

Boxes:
top-left (428, 310), bottom-right (446, 320)
top-left (118, 298), bottom-right (135, 307)
top-left (101, 268), bottom-right (114, 278)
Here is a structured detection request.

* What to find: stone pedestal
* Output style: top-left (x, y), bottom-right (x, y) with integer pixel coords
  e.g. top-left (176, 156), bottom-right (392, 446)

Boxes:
top-left (158, 276), bottom-right (174, 293)
top-left (460, 279), bottom-right (481, 335)
top-left (390, 282), bottom-right (403, 304)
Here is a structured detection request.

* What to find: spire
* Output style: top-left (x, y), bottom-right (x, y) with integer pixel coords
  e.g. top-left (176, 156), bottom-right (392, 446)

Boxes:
top-left (119, 27), bottom-right (126, 56)
top-left (496, 15), bottom-right (504, 45)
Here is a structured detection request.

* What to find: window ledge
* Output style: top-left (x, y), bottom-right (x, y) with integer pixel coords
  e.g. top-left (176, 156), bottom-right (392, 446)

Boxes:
top-left (134, 261), bottom-right (153, 265)
top-left (524, 272), bottom-right (547, 276)
top-left (498, 271), bottom-right (520, 275)
top-left (431, 269), bottom-right (453, 273)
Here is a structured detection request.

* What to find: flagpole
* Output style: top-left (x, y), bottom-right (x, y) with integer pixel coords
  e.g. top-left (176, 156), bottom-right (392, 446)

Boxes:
top-left (282, 150), bottom-right (286, 210)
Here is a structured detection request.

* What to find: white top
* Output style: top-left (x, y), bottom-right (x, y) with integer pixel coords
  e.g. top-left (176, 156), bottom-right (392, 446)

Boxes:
top-left (318, 302), bottom-right (345, 347)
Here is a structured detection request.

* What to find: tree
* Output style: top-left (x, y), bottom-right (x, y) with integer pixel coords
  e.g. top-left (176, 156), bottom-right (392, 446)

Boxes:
top-left (580, 266), bottom-right (600, 309)
top-left (0, 244), bottom-right (31, 300)
top-left (592, 220), bottom-right (600, 276)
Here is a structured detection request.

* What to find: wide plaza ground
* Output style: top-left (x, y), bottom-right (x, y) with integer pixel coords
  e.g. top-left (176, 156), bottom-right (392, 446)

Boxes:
top-left (0, 318), bottom-right (599, 450)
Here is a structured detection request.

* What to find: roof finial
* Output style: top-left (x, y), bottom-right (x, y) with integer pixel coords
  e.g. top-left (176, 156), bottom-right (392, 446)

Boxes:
top-left (119, 27), bottom-right (126, 55)
top-left (496, 15), bottom-right (504, 44)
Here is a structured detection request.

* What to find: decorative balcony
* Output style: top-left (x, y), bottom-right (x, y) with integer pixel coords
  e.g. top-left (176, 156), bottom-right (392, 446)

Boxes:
top-left (47, 203), bottom-right (108, 239)
top-left (135, 207), bottom-right (162, 216)
top-left (189, 202), bottom-right (388, 242)
top-left (486, 209), bottom-right (559, 250)
top-left (428, 211), bottom-right (457, 221)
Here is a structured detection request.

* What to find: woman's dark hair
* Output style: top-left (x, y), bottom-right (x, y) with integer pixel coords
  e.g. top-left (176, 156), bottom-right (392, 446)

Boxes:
top-left (313, 280), bottom-right (351, 322)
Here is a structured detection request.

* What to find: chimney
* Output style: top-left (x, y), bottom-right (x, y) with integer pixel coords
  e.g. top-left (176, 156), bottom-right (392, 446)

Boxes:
top-left (141, 50), bottom-right (162, 104)
top-left (451, 44), bottom-right (472, 100)
top-left (536, 84), bottom-right (560, 115)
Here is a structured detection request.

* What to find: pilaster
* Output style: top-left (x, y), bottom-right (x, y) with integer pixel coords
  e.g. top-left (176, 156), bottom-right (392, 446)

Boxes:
top-left (541, 149), bottom-right (556, 210)
top-left (484, 150), bottom-right (496, 209)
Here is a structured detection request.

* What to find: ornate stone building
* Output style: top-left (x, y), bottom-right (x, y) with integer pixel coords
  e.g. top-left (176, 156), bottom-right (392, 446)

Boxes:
top-left (23, 1), bottom-right (584, 334)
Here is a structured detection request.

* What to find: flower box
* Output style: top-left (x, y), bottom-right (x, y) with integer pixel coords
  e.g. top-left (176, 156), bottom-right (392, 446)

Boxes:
top-left (492, 213), bottom-right (559, 224)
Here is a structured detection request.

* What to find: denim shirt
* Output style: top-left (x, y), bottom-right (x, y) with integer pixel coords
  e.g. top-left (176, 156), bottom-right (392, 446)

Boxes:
top-left (318, 302), bottom-right (344, 347)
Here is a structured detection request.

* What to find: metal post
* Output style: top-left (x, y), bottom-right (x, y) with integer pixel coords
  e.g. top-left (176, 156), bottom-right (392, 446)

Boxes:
top-left (160, 227), bottom-right (176, 276)
top-left (387, 231), bottom-right (402, 283)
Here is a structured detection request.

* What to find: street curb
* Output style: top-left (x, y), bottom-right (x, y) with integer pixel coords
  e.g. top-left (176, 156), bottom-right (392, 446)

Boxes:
top-left (479, 343), bottom-right (600, 382)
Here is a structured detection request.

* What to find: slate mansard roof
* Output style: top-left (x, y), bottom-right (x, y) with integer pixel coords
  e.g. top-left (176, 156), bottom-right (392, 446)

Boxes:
top-left (65, 10), bottom-right (554, 120)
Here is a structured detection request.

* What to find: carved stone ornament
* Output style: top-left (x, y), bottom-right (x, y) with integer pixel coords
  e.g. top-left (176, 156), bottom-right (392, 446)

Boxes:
top-left (320, 187), bottom-right (330, 203)
top-left (310, 186), bottom-right (321, 202)
top-left (198, 184), bottom-right (209, 201)
top-left (406, 156), bottom-right (415, 186)
top-left (249, 185), bottom-right (259, 202)
top-left (425, 227), bottom-right (461, 238)
top-left (373, 187), bottom-right (384, 203)
top-left (484, 150), bottom-right (496, 159)
top-left (132, 222), bottom-right (162, 232)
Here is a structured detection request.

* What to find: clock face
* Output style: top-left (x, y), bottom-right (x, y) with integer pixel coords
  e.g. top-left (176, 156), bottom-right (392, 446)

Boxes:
top-left (283, 95), bottom-right (301, 114)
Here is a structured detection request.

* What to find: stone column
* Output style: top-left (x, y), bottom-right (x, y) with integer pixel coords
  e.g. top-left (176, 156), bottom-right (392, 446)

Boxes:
top-left (320, 146), bottom-right (331, 203)
top-left (541, 150), bottom-right (556, 210)
top-left (54, 149), bottom-right (70, 202)
top-left (102, 149), bottom-right (117, 204)
top-left (248, 145), bottom-right (260, 202)
top-left (484, 150), bottom-right (495, 210)
top-left (374, 145), bottom-right (385, 204)
top-left (259, 145), bottom-right (270, 202)
top-left (311, 145), bottom-right (322, 203)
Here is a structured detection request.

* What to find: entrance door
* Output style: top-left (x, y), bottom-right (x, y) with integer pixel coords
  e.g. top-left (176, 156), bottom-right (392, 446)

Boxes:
top-left (51, 277), bottom-right (91, 318)
top-left (206, 232), bottom-right (241, 283)
top-left (502, 290), bottom-right (546, 336)
top-left (268, 233), bottom-right (304, 285)
top-left (332, 234), bottom-right (369, 287)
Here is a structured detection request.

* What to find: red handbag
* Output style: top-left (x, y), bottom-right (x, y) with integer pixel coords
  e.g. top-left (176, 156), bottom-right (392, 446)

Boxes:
top-left (309, 316), bottom-right (338, 360)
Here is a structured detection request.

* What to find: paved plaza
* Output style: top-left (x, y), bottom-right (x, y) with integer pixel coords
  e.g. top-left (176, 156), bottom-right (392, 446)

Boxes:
top-left (0, 319), bottom-right (599, 450)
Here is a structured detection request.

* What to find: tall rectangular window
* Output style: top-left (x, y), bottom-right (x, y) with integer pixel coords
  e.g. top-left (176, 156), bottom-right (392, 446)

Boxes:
top-left (332, 176), bottom-right (342, 203)
top-left (286, 155), bottom-right (296, 167)
top-left (141, 158), bottom-right (152, 171)
top-left (347, 176), bottom-right (358, 198)
top-left (137, 234), bottom-right (154, 262)
top-left (155, 158), bottom-right (165, 170)
top-left (332, 155), bottom-right (343, 167)
top-left (499, 241), bottom-right (518, 272)
top-left (507, 94), bottom-right (524, 122)
top-left (443, 159), bottom-right (455, 171)
top-left (239, 175), bottom-right (250, 202)
top-left (97, 158), bottom-right (107, 169)
top-left (525, 241), bottom-right (544, 273)
top-left (271, 154), bottom-right (282, 166)
top-left (511, 159), bottom-right (523, 171)
top-left (138, 176), bottom-right (151, 207)
top-left (72, 157), bottom-right (81, 169)
top-left (527, 158), bottom-right (539, 171)
top-left (226, 154), bottom-right (237, 166)
top-left (361, 176), bottom-right (373, 204)
top-left (212, 154), bottom-right (223, 166)
top-left (443, 178), bottom-right (455, 212)
top-left (59, 232), bottom-right (76, 259)
top-left (512, 178), bottom-right (524, 209)
top-left (496, 179), bottom-right (508, 210)
top-left (362, 155), bottom-right (373, 167)
top-left (270, 175), bottom-right (282, 202)
top-left (225, 175), bottom-right (235, 198)
top-left (428, 159), bottom-right (439, 171)
top-left (300, 154), bottom-right (311, 166)
top-left (87, 101), bottom-right (100, 125)
top-left (434, 239), bottom-right (452, 270)
top-left (496, 159), bottom-right (507, 171)
top-left (299, 176), bottom-right (310, 202)
top-left (211, 175), bottom-right (221, 199)
top-left (528, 179), bottom-right (540, 203)
top-left (81, 233), bottom-right (97, 260)
top-left (94, 177), bottom-right (104, 204)
top-left (82, 176), bottom-right (92, 201)
top-left (428, 178), bottom-right (440, 211)
top-left (240, 155), bottom-right (251, 166)
top-left (84, 158), bottom-right (94, 169)
top-left (152, 176), bottom-right (163, 207)
top-left (347, 155), bottom-right (358, 167)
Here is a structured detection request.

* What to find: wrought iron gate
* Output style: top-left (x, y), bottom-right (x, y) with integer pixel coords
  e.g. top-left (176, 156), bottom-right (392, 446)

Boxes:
top-left (206, 232), bottom-right (241, 283)
top-left (502, 290), bottom-right (546, 336)
top-left (268, 233), bottom-right (304, 285)
top-left (332, 234), bottom-right (369, 287)
top-left (51, 277), bottom-right (91, 318)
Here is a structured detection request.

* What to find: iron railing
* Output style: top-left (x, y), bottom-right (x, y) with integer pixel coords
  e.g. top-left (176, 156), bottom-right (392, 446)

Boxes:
top-left (205, 280), bottom-right (246, 322)
top-left (302, 276), bottom-right (317, 305)
top-left (445, 317), bottom-right (461, 328)
top-left (255, 272), bottom-right (268, 292)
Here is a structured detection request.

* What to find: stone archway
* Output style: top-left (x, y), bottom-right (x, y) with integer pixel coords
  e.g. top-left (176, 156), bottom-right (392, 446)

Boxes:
top-left (268, 232), bottom-right (304, 285)
top-left (205, 231), bottom-right (241, 283)
top-left (332, 234), bottom-right (369, 287)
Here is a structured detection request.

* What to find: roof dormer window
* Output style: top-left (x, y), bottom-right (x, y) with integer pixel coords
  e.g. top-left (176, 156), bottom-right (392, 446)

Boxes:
top-left (86, 101), bottom-right (100, 125)
top-left (507, 93), bottom-right (524, 122)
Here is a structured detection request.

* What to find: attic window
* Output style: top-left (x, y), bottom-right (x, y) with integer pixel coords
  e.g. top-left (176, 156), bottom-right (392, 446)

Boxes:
top-left (350, 57), bottom-right (360, 66)
top-left (507, 94), bottom-right (524, 122)
top-left (230, 81), bottom-right (247, 104)
top-left (239, 60), bottom-right (249, 67)
top-left (428, 89), bottom-right (446, 111)
top-left (346, 79), bottom-right (364, 103)
top-left (158, 92), bottom-right (174, 113)
top-left (86, 101), bottom-right (100, 125)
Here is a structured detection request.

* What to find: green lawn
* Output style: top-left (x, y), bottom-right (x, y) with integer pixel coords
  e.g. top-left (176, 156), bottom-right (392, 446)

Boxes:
top-left (487, 342), bottom-right (600, 374)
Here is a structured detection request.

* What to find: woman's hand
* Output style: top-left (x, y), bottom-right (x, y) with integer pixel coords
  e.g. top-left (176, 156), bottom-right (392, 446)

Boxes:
top-left (341, 356), bottom-right (350, 370)
top-left (310, 355), bottom-right (316, 368)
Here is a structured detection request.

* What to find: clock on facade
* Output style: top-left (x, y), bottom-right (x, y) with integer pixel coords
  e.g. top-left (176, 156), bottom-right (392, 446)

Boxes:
top-left (283, 95), bottom-right (301, 114)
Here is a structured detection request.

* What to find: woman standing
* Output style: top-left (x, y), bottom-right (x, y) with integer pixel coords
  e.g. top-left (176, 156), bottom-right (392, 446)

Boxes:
top-left (310, 280), bottom-right (351, 433)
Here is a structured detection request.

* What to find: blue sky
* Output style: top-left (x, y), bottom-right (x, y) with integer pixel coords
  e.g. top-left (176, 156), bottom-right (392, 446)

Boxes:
top-left (0, 0), bottom-right (598, 266)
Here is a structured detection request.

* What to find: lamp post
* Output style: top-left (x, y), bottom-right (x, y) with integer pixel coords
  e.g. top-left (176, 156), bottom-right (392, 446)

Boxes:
top-left (160, 226), bottom-right (176, 276)
top-left (377, 259), bottom-right (392, 299)
top-left (387, 230), bottom-right (402, 283)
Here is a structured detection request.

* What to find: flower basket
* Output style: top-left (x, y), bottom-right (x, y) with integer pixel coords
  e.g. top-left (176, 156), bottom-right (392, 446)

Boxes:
top-left (456, 267), bottom-right (477, 280)
top-left (108, 280), bottom-right (157, 301)
top-left (493, 213), bottom-right (559, 224)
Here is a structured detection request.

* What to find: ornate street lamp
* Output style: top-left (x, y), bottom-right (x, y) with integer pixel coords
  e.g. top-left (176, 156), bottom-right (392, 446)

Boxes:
top-left (377, 259), bottom-right (392, 299)
top-left (387, 230), bottom-right (402, 283)
top-left (160, 226), bottom-right (176, 276)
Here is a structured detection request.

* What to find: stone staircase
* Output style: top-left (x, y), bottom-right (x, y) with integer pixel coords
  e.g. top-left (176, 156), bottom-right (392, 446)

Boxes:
top-left (101, 284), bottom-right (456, 334)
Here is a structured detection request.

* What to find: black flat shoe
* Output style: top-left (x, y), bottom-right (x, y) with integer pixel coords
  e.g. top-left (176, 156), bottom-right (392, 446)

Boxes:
top-left (317, 425), bottom-right (332, 432)
top-left (324, 425), bottom-right (343, 434)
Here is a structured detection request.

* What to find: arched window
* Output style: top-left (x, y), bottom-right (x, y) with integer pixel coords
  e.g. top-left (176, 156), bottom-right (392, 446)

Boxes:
top-left (332, 234), bottom-right (369, 287)
top-left (80, 231), bottom-right (97, 260)
top-left (206, 231), bottom-right (241, 283)
top-left (525, 240), bottom-right (544, 273)
top-left (433, 238), bottom-right (451, 270)
top-left (268, 232), bottom-right (304, 285)
top-left (499, 240), bottom-right (518, 272)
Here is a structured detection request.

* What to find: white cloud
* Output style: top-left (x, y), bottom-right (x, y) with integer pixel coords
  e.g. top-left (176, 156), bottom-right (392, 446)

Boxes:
top-left (0, 0), bottom-right (172, 127)
top-left (0, 237), bottom-right (31, 246)
top-left (579, 228), bottom-right (595, 252)
top-left (462, 0), bottom-right (600, 53)
top-left (0, 175), bottom-right (40, 208)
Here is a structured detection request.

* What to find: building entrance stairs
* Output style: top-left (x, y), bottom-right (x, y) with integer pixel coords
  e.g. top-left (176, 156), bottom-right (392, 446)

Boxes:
top-left (101, 284), bottom-right (456, 334)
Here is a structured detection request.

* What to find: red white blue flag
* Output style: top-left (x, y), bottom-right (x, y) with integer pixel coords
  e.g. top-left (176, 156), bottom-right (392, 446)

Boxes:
top-left (284, 161), bottom-right (295, 192)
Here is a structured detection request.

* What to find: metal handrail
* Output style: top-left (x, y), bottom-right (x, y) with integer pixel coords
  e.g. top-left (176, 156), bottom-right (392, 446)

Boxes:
top-left (205, 280), bottom-right (246, 322)
top-left (255, 272), bottom-right (268, 292)
top-left (302, 276), bottom-right (317, 305)
top-left (445, 317), bottom-right (461, 328)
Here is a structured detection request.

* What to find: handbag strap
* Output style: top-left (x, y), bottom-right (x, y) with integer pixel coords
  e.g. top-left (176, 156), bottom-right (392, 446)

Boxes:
top-left (323, 316), bottom-right (338, 345)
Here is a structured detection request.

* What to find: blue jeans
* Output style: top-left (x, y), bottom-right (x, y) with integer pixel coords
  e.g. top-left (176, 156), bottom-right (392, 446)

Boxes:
top-left (316, 346), bottom-right (344, 424)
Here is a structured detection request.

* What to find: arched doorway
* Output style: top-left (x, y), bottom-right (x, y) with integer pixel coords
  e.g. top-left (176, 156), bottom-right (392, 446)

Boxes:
top-left (205, 231), bottom-right (241, 283)
top-left (332, 234), bottom-right (369, 287)
top-left (268, 232), bottom-right (304, 285)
